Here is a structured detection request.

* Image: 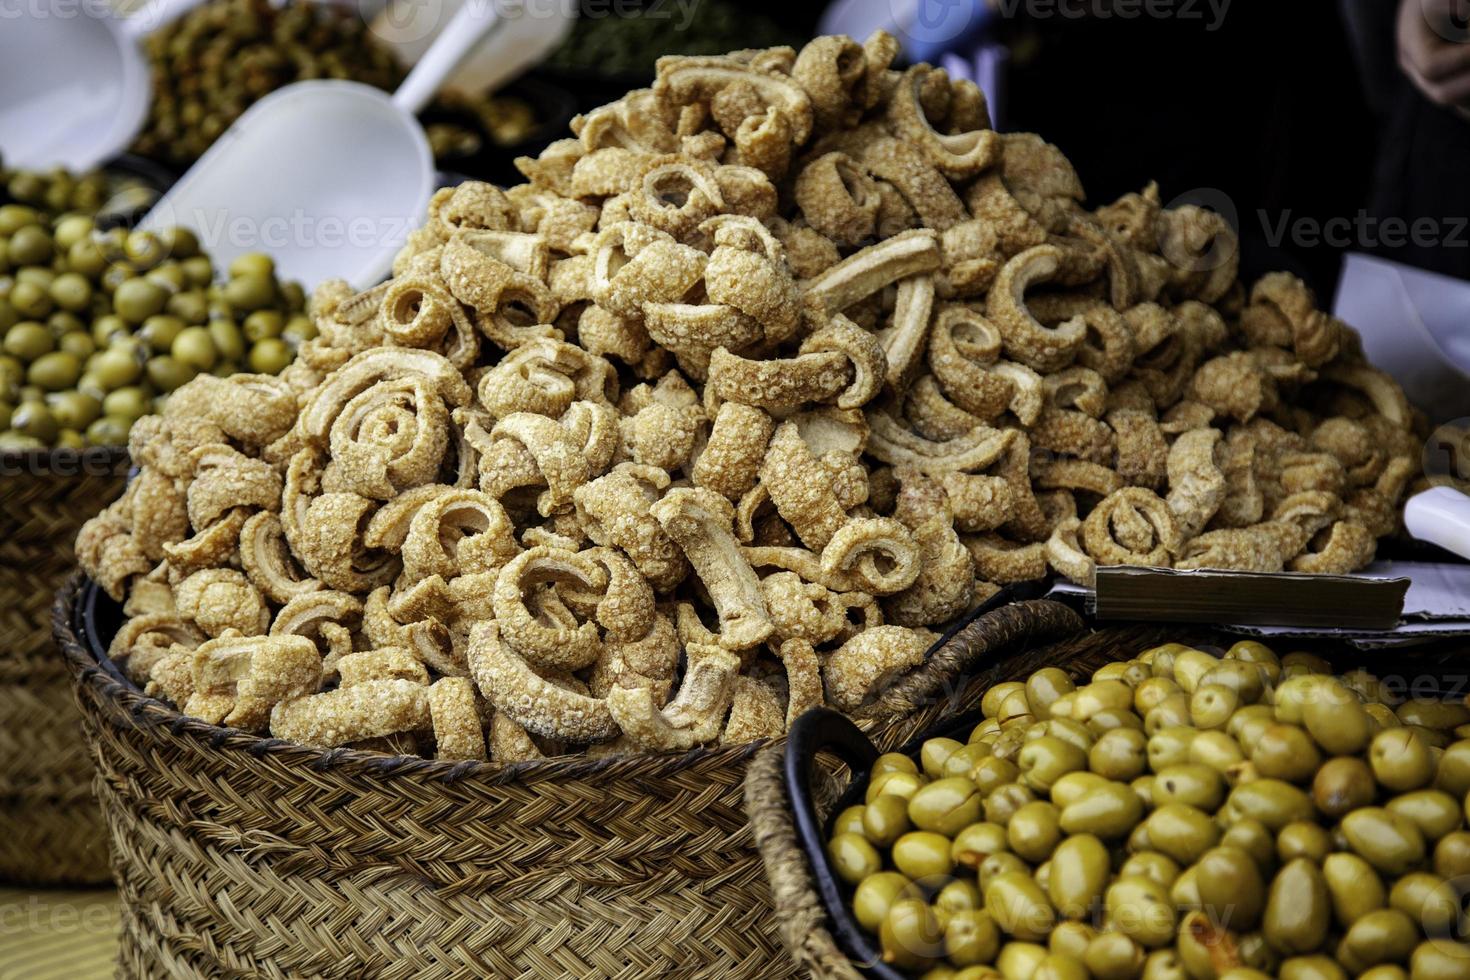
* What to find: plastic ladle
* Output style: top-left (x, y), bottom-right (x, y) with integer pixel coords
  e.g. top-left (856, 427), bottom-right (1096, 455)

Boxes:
top-left (0, 0), bottom-right (208, 171)
top-left (139, 1), bottom-right (500, 290)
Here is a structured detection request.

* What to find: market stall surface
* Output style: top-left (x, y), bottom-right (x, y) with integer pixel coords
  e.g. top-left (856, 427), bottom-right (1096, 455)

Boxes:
top-left (0, 886), bottom-right (117, 979)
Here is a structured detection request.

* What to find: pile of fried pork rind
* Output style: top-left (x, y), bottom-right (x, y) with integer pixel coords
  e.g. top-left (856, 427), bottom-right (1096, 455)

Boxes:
top-left (76, 33), bottom-right (1426, 760)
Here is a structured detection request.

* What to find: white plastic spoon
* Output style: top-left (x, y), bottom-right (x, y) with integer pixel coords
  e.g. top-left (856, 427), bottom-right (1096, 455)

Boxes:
top-left (0, 0), bottom-right (208, 171)
top-left (141, 0), bottom-right (499, 290)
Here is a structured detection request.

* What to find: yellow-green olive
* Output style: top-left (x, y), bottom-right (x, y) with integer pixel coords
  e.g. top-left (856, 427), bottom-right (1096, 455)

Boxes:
top-left (936, 879), bottom-right (984, 915)
top-left (1019, 736), bottom-right (1088, 793)
top-left (1275, 821), bottom-right (1332, 864)
top-left (1060, 781), bottom-right (1144, 839)
top-left (1277, 955), bottom-right (1347, 980)
top-left (827, 832), bottom-right (881, 884)
top-left (1148, 728), bottom-right (1199, 771)
top-left (1177, 910), bottom-right (1243, 980)
top-left (943, 743), bottom-right (994, 781)
top-left (945, 909), bottom-right (1002, 967)
top-left (1007, 801), bottom-right (1063, 863)
top-left (1432, 831), bottom-right (1470, 879)
top-left (1029, 718), bottom-right (1096, 753)
top-left (979, 852), bottom-right (1031, 890)
top-left (1236, 932), bottom-right (1282, 973)
top-left (1251, 724), bottom-right (1323, 784)
top-left (1168, 866), bottom-right (1201, 909)
top-left (971, 718), bottom-right (1003, 742)
top-left (1396, 700), bottom-right (1470, 731)
top-left (1085, 931), bottom-right (1146, 980)
top-left (984, 784), bottom-right (1037, 827)
top-left (1145, 695), bottom-right (1193, 736)
top-left (1229, 705), bottom-right (1278, 749)
top-left (1140, 949), bottom-right (1188, 979)
top-left (1144, 804), bottom-right (1220, 865)
top-left (853, 871), bottom-right (921, 932)
top-left (1052, 772), bottom-right (1112, 808)
top-left (1171, 650), bottom-right (1220, 693)
top-left (1223, 779), bottom-right (1315, 830)
top-left (921, 966), bottom-right (958, 980)
top-left (1195, 846), bottom-right (1266, 929)
top-left (1032, 953), bottom-right (1090, 980)
top-left (1048, 693), bottom-right (1078, 722)
top-left (1190, 684), bottom-right (1241, 730)
top-left (1367, 703), bottom-right (1403, 730)
top-left (1339, 909), bottom-right (1419, 972)
top-left (953, 822), bottom-right (1010, 870)
top-left (997, 942), bottom-right (1049, 979)
top-left (1105, 875), bottom-right (1177, 948)
top-left (880, 898), bottom-right (944, 968)
top-left (1408, 940), bottom-right (1470, 980)
top-left (893, 831), bottom-right (955, 881)
top-left (1342, 807), bottom-right (1427, 876)
top-left (1323, 851), bottom-right (1387, 928)
top-left (1357, 968), bottom-right (1408, 980)
top-left (1090, 728), bottom-right (1149, 782)
top-left (1093, 660), bottom-right (1149, 688)
top-left (1388, 872), bottom-right (1462, 936)
top-left (832, 805), bottom-right (866, 836)
top-left (1201, 659), bottom-right (1269, 703)
top-left (982, 683), bottom-right (1029, 720)
top-left (1263, 858), bottom-right (1330, 956)
top-left (985, 871), bottom-right (1056, 942)
top-left (1131, 776), bottom-right (1157, 809)
top-left (1119, 851), bottom-right (1180, 890)
top-left (1135, 677), bottom-right (1182, 716)
top-left (1312, 756), bottom-right (1377, 818)
top-left (874, 752), bottom-right (921, 777)
top-left (922, 737), bottom-right (965, 779)
top-left (972, 757), bottom-right (1021, 796)
top-left (1047, 833), bottom-right (1110, 919)
top-left (1073, 681), bottom-right (1136, 722)
top-left (1218, 971), bottom-right (1272, 980)
top-left (1371, 728), bottom-right (1436, 793)
top-left (1189, 731), bottom-right (1246, 773)
top-left (1048, 921), bottom-right (1096, 961)
top-left (1026, 668), bottom-right (1076, 719)
top-left (868, 770), bottom-right (926, 803)
top-left (1153, 764), bottom-right (1225, 811)
top-left (1302, 679), bottom-right (1374, 755)
top-left (863, 793), bottom-right (912, 847)
top-left (1387, 789), bottom-right (1462, 842)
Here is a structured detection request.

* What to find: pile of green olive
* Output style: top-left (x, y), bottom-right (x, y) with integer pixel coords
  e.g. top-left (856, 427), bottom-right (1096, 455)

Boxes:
top-left (825, 641), bottom-right (1470, 980)
top-left (0, 200), bottom-right (308, 449)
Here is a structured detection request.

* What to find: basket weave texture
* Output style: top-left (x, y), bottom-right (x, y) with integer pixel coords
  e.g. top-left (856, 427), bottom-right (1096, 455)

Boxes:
top-left (1, 449), bottom-right (125, 885)
top-left (54, 570), bottom-right (1081, 980)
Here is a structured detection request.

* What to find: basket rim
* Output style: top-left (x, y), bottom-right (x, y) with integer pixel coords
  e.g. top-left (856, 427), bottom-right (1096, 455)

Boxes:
top-left (53, 570), bottom-right (1082, 789)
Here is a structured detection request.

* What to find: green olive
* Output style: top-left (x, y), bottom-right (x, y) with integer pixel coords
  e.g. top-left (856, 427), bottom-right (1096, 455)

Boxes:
top-left (4, 321), bottom-right (53, 361)
top-left (1312, 756), bottom-right (1377, 818)
top-left (145, 355), bottom-right (195, 392)
top-left (1188, 731), bottom-right (1245, 773)
top-left (978, 852), bottom-right (1030, 891)
top-left (853, 871), bottom-right (920, 932)
top-left (831, 805), bottom-right (865, 837)
top-left (1251, 724), bottom-right (1323, 784)
top-left (1040, 832), bottom-right (1108, 920)
top-left (1190, 684), bottom-right (1240, 730)
top-left (84, 415), bottom-right (130, 446)
top-left (1140, 949), bottom-right (1188, 979)
top-left (984, 784), bottom-right (1037, 827)
top-left (1091, 728), bottom-right (1149, 781)
top-left (1195, 845), bottom-right (1266, 930)
top-left (1019, 736), bottom-right (1088, 793)
top-left (1387, 789), bottom-right (1462, 842)
top-left (1007, 801), bottom-right (1062, 863)
top-left (172, 325), bottom-right (218, 371)
top-left (228, 252), bottom-right (275, 280)
top-left (46, 271), bottom-right (91, 312)
top-left (827, 832), bottom-right (881, 885)
top-left (997, 941), bottom-right (1049, 979)
top-left (1073, 681), bottom-right (1136, 722)
top-left (9, 400), bottom-right (57, 441)
top-left (908, 778), bottom-right (983, 836)
top-left (1084, 931), bottom-right (1146, 980)
top-left (1278, 955), bottom-right (1347, 980)
top-left (1342, 807), bottom-right (1427, 876)
top-left (921, 737), bottom-right (965, 780)
top-left (937, 879), bottom-right (984, 915)
top-left (1371, 728), bottom-right (1436, 793)
top-left (282, 313), bottom-right (317, 343)
top-left (8, 225), bottom-right (53, 266)
top-left (1322, 851), bottom-right (1387, 930)
top-left (1032, 953), bottom-right (1089, 980)
top-left (1276, 821), bottom-right (1332, 864)
top-left (1060, 781), bottom-right (1143, 839)
top-left (986, 871), bottom-right (1055, 942)
top-left (102, 386), bottom-right (152, 423)
top-left (952, 822), bottom-right (1009, 870)
top-left (1026, 668), bottom-right (1076, 719)
top-left (89, 348), bottom-right (142, 389)
top-left (58, 331), bottom-right (94, 359)
top-left (1435, 740), bottom-right (1470, 798)
top-left (242, 308), bottom-right (285, 342)
top-left (248, 337), bottom-right (292, 374)
top-left (1223, 779), bottom-right (1315, 831)
top-left (223, 272), bottom-right (276, 312)
top-left (973, 757), bottom-right (1021, 797)
top-left (1029, 719), bottom-right (1096, 753)
top-left (863, 793), bottom-right (911, 847)
top-left (880, 898), bottom-right (943, 969)
top-left (1144, 803), bottom-right (1219, 865)
top-left (1105, 875), bottom-right (1176, 948)
top-left (25, 350), bottom-right (81, 391)
top-left (945, 908), bottom-right (1002, 967)
top-left (1408, 940), bottom-right (1470, 980)
top-left (1134, 677), bottom-right (1182, 717)
top-left (1389, 872), bottom-right (1461, 936)
top-left (1263, 858), bottom-right (1330, 956)
top-left (1202, 659), bottom-right (1270, 703)
top-left (0, 431), bottom-right (43, 449)
top-left (1301, 678), bottom-right (1374, 755)
top-left (1433, 831), bottom-right (1470, 879)
top-left (1357, 968), bottom-right (1408, 980)
top-left (874, 752), bottom-right (921, 778)
top-left (1396, 700), bottom-right (1470, 731)
top-left (1178, 910), bottom-right (1245, 980)
top-left (893, 831), bottom-right (955, 882)
top-left (1153, 764), bottom-right (1225, 811)
top-left (48, 391), bottom-right (100, 431)
top-left (137, 314), bottom-right (186, 352)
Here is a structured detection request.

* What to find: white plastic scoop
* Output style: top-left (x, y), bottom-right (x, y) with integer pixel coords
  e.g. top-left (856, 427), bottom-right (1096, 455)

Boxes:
top-left (141, 2), bottom-right (499, 290)
top-left (0, 0), bottom-right (206, 171)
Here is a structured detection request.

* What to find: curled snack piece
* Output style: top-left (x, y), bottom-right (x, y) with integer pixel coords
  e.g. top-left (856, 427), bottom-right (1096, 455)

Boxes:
top-left (964, 533), bottom-right (1047, 584)
top-left (607, 643), bottom-right (742, 751)
top-left (468, 621), bottom-right (618, 743)
top-left (820, 517), bottom-right (922, 595)
top-left (1289, 520), bottom-right (1376, 574)
top-left (884, 514), bottom-right (974, 627)
top-left (402, 489), bottom-right (519, 583)
top-left (1175, 526), bottom-right (1291, 573)
top-left (1082, 487), bottom-right (1182, 568)
top-left (802, 229), bottom-right (942, 315)
top-left (823, 625), bottom-right (930, 711)
top-left (795, 152), bottom-right (880, 246)
top-left (723, 677), bottom-right (785, 743)
top-left (176, 569), bottom-right (270, 638)
top-left (187, 634), bottom-right (322, 733)
top-left (428, 677), bottom-right (486, 761)
top-left (1165, 427), bottom-right (1226, 538)
top-left (270, 590), bottom-right (361, 672)
top-left (885, 64), bottom-right (1000, 179)
top-left (760, 421), bottom-right (851, 551)
top-left (493, 547), bottom-right (607, 672)
top-left (271, 680), bottom-right (430, 749)
top-left (1046, 517), bottom-right (1095, 586)
top-left (986, 245), bottom-right (1086, 371)
top-left (705, 345), bottom-right (850, 412)
top-left (574, 464), bottom-right (688, 591)
top-left (926, 305), bottom-right (1014, 421)
top-left (760, 571), bottom-right (846, 647)
top-left (693, 403), bottom-right (775, 500)
top-left (651, 488), bottom-right (773, 650)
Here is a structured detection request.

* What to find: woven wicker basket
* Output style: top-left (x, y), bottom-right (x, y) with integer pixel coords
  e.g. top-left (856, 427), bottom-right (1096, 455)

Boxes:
top-left (53, 570), bottom-right (1082, 979)
top-left (743, 628), bottom-right (1470, 979)
top-left (1, 448), bottom-right (127, 885)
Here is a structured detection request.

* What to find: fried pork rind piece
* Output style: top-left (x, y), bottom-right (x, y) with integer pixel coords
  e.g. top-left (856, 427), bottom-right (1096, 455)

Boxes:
top-left (186, 633), bottom-right (322, 733)
top-left (75, 30), bottom-right (1430, 764)
top-left (824, 625), bottom-right (931, 712)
